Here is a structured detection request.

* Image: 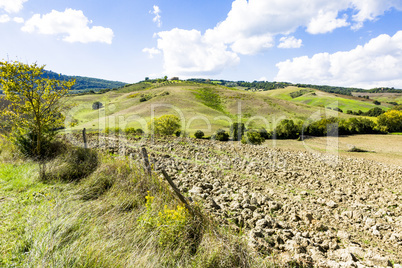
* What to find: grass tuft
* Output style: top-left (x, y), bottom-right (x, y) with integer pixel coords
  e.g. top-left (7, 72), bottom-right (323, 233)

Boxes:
top-left (0, 140), bottom-right (272, 267)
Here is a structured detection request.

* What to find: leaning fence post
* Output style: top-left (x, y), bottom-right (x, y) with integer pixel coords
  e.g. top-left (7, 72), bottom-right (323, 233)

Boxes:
top-left (83, 128), bottom-right (87, 149)
top-left (141, 146), bottom-right (152, 176)
top-left (161, 169), bottom-right (194, 216)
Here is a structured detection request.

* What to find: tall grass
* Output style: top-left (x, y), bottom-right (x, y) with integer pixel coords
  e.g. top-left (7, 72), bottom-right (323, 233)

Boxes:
top-left (194, 88), bottom-right (225, 113)
top-left (0, 141), bottom-right (273, 267)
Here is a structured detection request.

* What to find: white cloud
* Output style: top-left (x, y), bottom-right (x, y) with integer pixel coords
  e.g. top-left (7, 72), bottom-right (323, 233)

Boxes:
top-left (21, 8), bottom-right (114, 44)
top-left (154, 0), bottom-right (402, 76)
top-left (0, 14), bottom-right (9, 23)
top-left (275, 31), bottom-right (402, 88)
top-left (0, 0), bottom-right (27, 13)
top-left (150, 5), bottom-right (161, 27)
top-left (142, 47), bottom-right (161, 58)
top-left (156, 28), bottom-right (239, 76)
top-left (278, 36), bottom-right (302, 48)
top-left (0, 14), bottom-right (24, 23)
top-left (231, 34), bottom-right (274, 55)
top-left (13, 17), bottom-right (23, 23)
top-left (307, 11), bottom-right (349, 34)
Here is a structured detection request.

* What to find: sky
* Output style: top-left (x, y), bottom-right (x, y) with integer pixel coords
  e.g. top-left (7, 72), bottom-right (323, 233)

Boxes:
top-left (1, 0), bottom-right (402, 89)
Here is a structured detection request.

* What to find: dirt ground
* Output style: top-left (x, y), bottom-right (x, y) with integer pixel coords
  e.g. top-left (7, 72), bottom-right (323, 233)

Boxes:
top-left (263, 135), bottom-right (402, 166)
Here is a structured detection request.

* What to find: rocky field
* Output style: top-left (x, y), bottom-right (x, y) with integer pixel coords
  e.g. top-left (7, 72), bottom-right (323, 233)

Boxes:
top-left (69, 133), bottom-right (402, 267)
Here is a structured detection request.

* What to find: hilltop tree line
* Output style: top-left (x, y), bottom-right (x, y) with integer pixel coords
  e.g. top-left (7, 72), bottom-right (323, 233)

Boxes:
top-left (41, 70), bottom-right (126, 94)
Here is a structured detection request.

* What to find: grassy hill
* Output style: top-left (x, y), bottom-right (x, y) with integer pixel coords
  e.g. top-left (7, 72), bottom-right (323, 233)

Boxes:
top-left (64, 80), bottom-right (395, 136)
top-left (42, 70), bottom-right (127, 94)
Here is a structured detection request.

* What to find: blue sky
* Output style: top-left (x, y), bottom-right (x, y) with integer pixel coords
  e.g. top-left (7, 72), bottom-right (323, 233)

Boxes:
top-left (1, 0), bottom-right (402, 89)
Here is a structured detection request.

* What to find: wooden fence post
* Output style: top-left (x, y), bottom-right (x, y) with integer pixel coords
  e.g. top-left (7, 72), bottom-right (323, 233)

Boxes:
top-left (83, 128), bottom-right (87, 149)
top-left (161, 169), bottom-right (194, 216)
top-left (141, 146), bottom-right (152, 176)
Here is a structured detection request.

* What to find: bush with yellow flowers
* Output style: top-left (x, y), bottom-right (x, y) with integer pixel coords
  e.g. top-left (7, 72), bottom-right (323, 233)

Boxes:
top-left (139, 191), bottom-right (189, 249)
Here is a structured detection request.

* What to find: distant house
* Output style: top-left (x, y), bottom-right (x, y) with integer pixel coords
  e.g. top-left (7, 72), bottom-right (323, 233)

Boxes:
top-left (169, 77), bottom-right (179, 81)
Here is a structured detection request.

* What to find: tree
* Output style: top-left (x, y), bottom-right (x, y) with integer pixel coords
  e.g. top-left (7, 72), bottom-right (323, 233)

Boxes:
top-left (241, 130), bottom-right (264, 145)
top-left (0, 61), bottom-right (75, 158)
top-left (274, 119), bottom-right (300, 139)
top-left (212, 129), bottom-right (229, 141)
top-left (148, 114), bottom-right (181, 135)
top-left (230, 122), bottom-right (245, 141)
top-left (377, 110), bottom-right (402, 132)
top-left (194, 130), bottom-right (204, 139)
top-left (92, 101), bottom-right (103, 110)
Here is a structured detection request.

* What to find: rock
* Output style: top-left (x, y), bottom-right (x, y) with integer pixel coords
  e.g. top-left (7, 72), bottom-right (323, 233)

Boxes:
top-left (189, 186), bottom-right (203, 195)
top-left (341, 210), bottom-right (353, 219)
top-left (255, 218), bottom-right (271, 229)
top-left (205, 198), bottom-right (221, 210)
top-left (229, 201), bottom-right (242, 210)
top-left (331, 249), bottom-right (358, 262)
top-left (304, 213), bottom-right (314, 224)
top-left (337, 230), bottom-right (351, 240)
top-left (364, 217), bottom-right (376, 228)
top-left (327, 200), bottom-right (338, 208)
top-left (285, 239), bottom-right (306, 254)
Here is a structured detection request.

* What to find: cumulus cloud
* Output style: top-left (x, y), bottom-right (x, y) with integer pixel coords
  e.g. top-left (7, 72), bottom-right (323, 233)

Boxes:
top-left (307, 11), bottom-right (350, 34)
top-left (154, 0), bottom-right (402, 76)
top-left (0, 14), bottom-right (23, 23)
top-left (0, 0), bottom-right (27, 13)
top-left (142, 47), bottom-right (161, 58)
top-left (278, 36), bottom-right (302, 48)
top-left (150, 5), bottom-right (161, 27)
top-left (156, 28), bottom-right (239, 76)
top-left (275, 31), bottom-right (402, 88)
top-left (13, 17), bottom-right (23, 23)
top-left (21, 8), bottom-right (114, 44)
top-left (231, 34), bottom-right (274, 55)
top-left (0, 14), bottom-right (9, 23)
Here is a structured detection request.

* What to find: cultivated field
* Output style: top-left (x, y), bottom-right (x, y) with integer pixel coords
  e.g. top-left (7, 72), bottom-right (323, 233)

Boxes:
top-left (351, 92), bottom-right (402, 105)
top-left (67, 133), bottom-right (402, 267)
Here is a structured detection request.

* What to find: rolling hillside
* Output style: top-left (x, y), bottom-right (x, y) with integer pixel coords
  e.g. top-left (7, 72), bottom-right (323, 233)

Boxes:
top-left (42, 70), bottom-right (127, 94)
top-left (64, 81), bottom-right (396, 136)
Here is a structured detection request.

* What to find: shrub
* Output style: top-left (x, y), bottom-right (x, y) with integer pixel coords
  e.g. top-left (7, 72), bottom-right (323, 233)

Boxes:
top-left (124, 127), bottom-right (144, 136)
top-left (139, 94), bottom-right (153, 102)
top-left (241, 130), bottom-right (264, 145)
top-left (377, 110), bottom-right (402, 132)
top-left (148, 115), bottom-right (181, 136)
top-left (13, 130), bottom-right (64, 159)
top-left (344, 118), bottom-right (377, 134)
top-left (258, 128), bottom-right (271, 139)
top-left (212, 129), bottom-right (229, 141)
top-left (43, 147), bottom-right (99, 182)
top-left (274, 119), bottom-right (300, 139)
top-left (92, 101), bottom-right (103, 110)
top-left (373, 100), bottom-right (381, 105)
top-left (194, 130), bottom-right (204, 139)
top-left (364, 107), bottom-right (384, 117)
top-left (304, 117), bottom-right (339, 137)
top-left (124, 127), bottom-right (137, 135)
top-left (105, 127), bottom-right (122, 135)
top-left (230, 123), bottom-right (245, 141)
top-left (333, 107), bottom-right (343, 113)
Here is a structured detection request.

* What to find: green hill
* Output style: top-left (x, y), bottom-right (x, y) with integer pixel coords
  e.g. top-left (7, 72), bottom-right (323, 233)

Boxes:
top-left (42, 70), bottom-right (127, 94)
top-left (64, 80), bottom-right (396, 136)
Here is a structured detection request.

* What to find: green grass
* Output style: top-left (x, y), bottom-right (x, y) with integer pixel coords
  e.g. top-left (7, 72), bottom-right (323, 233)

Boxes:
top-left (266, 87), bottom-right (391, 112)
top-left (0, 142), bottom-right (275, 267)
top-left (193, 87), bottom-right (226, 113)
top-left (0, 162), bottom-right (41, 192)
